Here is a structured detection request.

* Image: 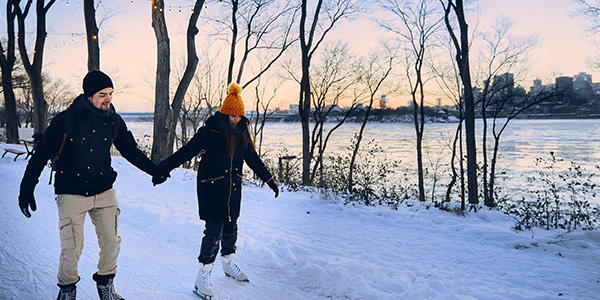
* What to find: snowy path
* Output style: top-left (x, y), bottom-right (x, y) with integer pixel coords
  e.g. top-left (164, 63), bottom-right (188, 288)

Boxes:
top-left (1, 142), bottom-right (599, 299)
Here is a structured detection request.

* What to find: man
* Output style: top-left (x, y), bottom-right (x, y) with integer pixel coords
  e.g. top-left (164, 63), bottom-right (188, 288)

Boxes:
top-left (18, 70), bottom-right (157, 300)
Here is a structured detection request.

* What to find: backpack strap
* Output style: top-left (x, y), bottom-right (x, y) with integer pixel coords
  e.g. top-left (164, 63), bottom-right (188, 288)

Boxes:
top-left (48, 110), bottom-right (77, 185)
top-left (112, 113), bottom-right (121, 141)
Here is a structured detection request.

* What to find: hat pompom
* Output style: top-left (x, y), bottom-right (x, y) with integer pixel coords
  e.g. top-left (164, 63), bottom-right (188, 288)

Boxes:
top-left (220, 83), bottom-right (245, 116)
top-left (228, 83), bottom-right (242, 95)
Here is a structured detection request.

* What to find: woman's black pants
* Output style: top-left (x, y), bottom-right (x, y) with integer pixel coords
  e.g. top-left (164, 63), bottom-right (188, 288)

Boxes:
top-left (198, 219), bottom-right (238, 264)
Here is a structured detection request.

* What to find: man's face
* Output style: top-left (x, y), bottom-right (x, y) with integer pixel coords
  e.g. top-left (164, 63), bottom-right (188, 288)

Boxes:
top-left (88, 87), bottom-right (113, 111)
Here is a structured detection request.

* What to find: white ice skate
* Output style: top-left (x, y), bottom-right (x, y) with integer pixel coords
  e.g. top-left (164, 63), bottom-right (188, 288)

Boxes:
top-left (193, 263), bottom-right (214, 300)
top-left (221, 254), bottom-right (249, 282)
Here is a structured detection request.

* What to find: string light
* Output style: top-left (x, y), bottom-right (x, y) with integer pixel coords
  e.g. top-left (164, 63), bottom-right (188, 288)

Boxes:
top-left (43, 32), bottom-right (85, 52)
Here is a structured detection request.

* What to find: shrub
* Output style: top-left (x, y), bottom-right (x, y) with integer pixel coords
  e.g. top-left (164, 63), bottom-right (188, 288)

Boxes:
top-left (498, 152), bottom-right (600, 231)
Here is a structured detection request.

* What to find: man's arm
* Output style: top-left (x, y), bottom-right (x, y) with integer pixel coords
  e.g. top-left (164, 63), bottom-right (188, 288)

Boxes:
top-left (113, 117), bottom-right (156, 175)
top-left (19, 114), bottom-right (63, 217)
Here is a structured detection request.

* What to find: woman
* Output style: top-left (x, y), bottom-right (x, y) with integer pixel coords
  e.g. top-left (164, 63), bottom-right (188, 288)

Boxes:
top-left (152, 83), bottom-right (278, 299)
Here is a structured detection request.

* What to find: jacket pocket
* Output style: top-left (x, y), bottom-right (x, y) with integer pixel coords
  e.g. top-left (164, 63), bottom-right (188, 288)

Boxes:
top-left (59, 218), bottom-right (76, 250)
top-left (201, 176), bottom-right (225, 184)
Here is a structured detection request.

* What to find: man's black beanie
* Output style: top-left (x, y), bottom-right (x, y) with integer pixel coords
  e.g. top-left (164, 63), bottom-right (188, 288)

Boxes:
top-left (83, 70), bottom-right (113, 98)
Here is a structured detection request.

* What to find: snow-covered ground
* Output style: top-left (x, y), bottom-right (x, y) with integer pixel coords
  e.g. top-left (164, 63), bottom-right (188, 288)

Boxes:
top-left (1, 141), bottom-right (599, 300)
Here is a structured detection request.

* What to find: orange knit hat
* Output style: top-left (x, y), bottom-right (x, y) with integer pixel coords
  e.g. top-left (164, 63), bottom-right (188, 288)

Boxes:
top-left (220, 83), bottom-right (245, 116)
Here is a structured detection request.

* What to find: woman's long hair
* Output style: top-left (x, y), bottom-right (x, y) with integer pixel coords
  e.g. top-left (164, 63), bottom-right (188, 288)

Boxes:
top-left (219, 113), bottom-right (255, 157)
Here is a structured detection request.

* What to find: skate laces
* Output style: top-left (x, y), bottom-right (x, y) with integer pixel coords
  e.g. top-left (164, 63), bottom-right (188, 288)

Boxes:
top-left (98, 282), bottom-right (123, 300)
top-left (58, 287), bottom-right (76, 300)
top-left (226, 261), bottom-right (243, 277)
top-left (201, 270), bottom-right (213, 288)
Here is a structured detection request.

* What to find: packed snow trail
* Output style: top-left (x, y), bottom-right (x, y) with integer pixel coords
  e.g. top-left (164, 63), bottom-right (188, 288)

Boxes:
top-left (1, 143), bottom-right (599, 299)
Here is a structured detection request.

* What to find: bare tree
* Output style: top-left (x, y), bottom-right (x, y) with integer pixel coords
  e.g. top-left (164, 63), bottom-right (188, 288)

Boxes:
top-left (150, 0), bottom-right (205, 162)
top-left (575, 0), bottom-right (600, 31)
top-left (440, 0), bottom-right (478, 206)
top-left (44, 76), bottom-right (75, 118)
top-left (14, 0), bottom-right (56, 133)
top-left (378, 0), bottom-right (443, 202)
top-left (83, 0), bottom-right (99, 71)
top-left (251, 75), bottom-right (278, 156)
top-left (0, 0), bottom-right (20, 143)
top-left (473, 19), bottom-right (540, 207)
top-left (348, 48), bottom-right (394, 193)
top-left (214, 0), bottom-right (298, 88)
top-left (307, 43), bottom-right (362, 185)
top-left (299, 0), bottom-right (359, 185)
top-left (429, 37), bottom-right (466, 206)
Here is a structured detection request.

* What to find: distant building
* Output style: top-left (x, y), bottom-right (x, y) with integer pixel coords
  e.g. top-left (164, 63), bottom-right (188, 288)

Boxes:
top-left (574, 72), bottom-right (592, 83)
top-left (530, 79), bottom-right (544, 94)
top-left (492, 73), bottom-right (515, 90)
top-left (379, 95), bottom-right (387, 109)
top-left (288, 104), bottom-right (299, 114)
top-left (556, 76), bottom-right (573, 91)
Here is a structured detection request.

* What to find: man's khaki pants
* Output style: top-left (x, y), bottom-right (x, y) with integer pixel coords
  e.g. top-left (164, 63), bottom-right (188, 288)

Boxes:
top-left (56, 189), bottom-right (121, 286)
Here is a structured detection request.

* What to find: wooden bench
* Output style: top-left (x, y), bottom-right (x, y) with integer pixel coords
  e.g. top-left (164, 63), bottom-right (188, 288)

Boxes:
top-left (19, 138), bottom-right (36, 159)
top-left (2, 148), bottom-right (26, 161)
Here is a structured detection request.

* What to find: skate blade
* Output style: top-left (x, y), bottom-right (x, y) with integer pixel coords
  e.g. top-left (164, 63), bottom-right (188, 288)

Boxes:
top-left (193, 286), bottom-right (213, 300)
top-left (225, 273), bottom-right (249, 282)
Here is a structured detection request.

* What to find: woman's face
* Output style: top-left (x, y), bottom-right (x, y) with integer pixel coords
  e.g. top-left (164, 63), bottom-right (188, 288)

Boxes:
top-left (229, 115), bottom-right (242, 127)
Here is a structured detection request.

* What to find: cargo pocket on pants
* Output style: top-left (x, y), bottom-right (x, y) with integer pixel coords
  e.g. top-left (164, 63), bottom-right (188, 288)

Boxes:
top-left (59, 218), bottom-right (76, 250)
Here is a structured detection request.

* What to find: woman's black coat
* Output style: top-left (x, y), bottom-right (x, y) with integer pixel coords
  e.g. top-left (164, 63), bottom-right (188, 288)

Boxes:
top-left (159, 112), bottom-right (274, 222)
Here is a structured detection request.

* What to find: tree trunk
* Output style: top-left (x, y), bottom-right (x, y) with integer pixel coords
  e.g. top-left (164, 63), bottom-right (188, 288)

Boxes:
top-left (166, 0), bottom-right (204, 159)
top-left (348, 101), bottom-right (373, 193)
top-left (299, 0), bottom-right (317, 186)
top-left (1, 70), bottom-right (20, 143)
top-left (14, 0), bottom-right (56, 133)
top-left (442, 0), bottom-right (478, 205)
top-left (413, 97), bottom-right (425, 202)
top-left (0, 0), bottom-right (20, 143)
top-left (481, 100), bottom-right (489, 205)
top-left (151, 0), bottom-right (171, 162)
top-left (227, 0), bottom-right (238, 84)
top-left (83, 0), bottom-right (100, 71)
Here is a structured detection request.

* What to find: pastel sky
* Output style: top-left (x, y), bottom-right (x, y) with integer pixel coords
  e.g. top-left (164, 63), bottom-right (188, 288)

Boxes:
top-left (3, 0), bottom-right (598, 112)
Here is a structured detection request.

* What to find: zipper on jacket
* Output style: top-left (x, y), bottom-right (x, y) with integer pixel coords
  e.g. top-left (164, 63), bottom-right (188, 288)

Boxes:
top-left (227, 157), bottom-right (233, 222)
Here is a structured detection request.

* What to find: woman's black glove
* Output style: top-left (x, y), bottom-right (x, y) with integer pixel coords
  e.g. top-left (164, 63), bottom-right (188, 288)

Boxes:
top-left (18, 191), bottom-right (37, 218)
top-left (267, 180), bottom-right (279, 198)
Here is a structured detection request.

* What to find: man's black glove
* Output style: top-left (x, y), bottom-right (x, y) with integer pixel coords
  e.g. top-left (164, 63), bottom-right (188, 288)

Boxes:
top-left (267, 180), bottom-right (279, 198)
top-left (19, 192), bottom-right (37, 218)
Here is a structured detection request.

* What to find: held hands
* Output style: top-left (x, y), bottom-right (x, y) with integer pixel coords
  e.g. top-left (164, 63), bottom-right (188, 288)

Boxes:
top-left (18, 191), bottom-right (37, 218)
top-left (151, 163), bottom-right (171, 186)
top-left (267, 180), bottom-right (279, 198)
top-left (152, 173), bottom-right (170, 186)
